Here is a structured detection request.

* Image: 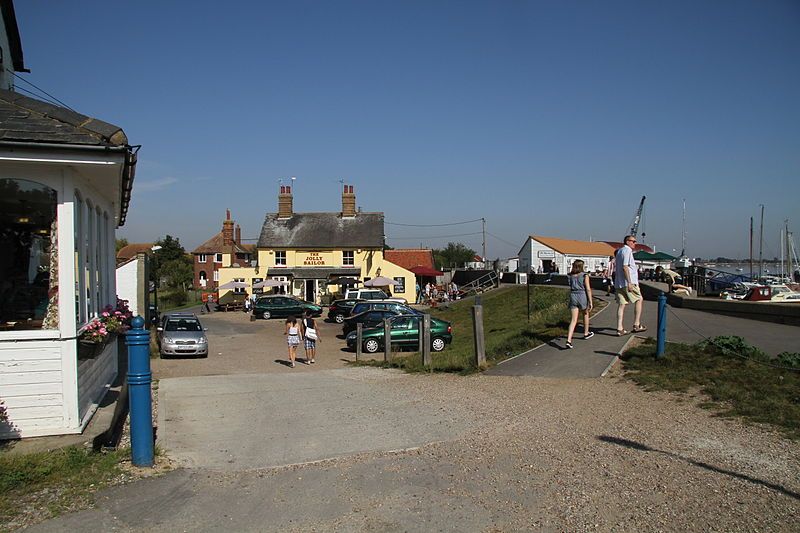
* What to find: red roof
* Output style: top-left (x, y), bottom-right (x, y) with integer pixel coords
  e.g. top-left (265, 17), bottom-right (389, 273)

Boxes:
top-left (602, 241), bottom-right (654, 253)
top-left (384, 249), bottom-right (434, 271)
top-left (116, 243), bottom-right (154, 262)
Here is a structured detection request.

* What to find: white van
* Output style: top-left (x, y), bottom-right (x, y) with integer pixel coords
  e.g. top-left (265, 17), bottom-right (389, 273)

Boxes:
top-left (344, 288), bottom-right (407, 303)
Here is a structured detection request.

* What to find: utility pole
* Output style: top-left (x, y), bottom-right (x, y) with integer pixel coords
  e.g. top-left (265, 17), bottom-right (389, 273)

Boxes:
top-left (481, 218), bottom-right (486, 267)
top-left (759, 204), bottom-right (764, 278)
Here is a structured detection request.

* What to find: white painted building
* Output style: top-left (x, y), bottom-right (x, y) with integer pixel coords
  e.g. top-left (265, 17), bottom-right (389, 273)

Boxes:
top-left (518, 235), bottom-right (615, 274)
top-left (0, 88), bottom-right (138, 438)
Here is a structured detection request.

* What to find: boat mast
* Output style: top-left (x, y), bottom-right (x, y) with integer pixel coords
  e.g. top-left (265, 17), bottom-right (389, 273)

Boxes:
top-left (749, 216), bottom-right (754, 281)
top-left (680, 199), bottom-right (686, 257)
top-left (758, 204), bottom-right (764, 278)
top-left (781, 223), bottom-right (785, 279)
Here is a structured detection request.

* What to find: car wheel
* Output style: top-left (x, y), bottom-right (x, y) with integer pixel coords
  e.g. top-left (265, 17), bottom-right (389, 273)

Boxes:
top-left (262, 310), bottom-right (271, 319)
top-left (364, 339), bottom-right (380, 353)
top-left (333, 313), bottom-right (345, 323)
top-left (431, 337), bottom-right (446, 352)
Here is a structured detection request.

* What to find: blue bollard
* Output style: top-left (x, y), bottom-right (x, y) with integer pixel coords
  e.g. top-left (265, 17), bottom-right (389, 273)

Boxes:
top-left (126, 316), bottom-right (154, 467)
top-left (656, 292), bottom-right (667, 358)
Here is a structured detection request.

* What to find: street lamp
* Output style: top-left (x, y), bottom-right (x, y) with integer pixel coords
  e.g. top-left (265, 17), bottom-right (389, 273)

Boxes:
top-left (150, 245), bottom-right (162, 326)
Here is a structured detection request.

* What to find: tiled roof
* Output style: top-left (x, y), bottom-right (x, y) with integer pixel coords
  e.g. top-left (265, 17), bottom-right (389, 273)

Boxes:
top-left (193, 232), bottom-right (225, 254)
top-left (384, 249), bottom-right (434, 270)
top-left (116, 243), bottom-right (154, 261)
top-left (0, 89), bottom-right (138, 225)
top-left (531, 236), bottom-right (616, 257)
top-left (0, 88), bottom-right (128, 146)
top-left (603, 241), bottom-right (655, 253)
top-left (258, 212), bottom-right (384, 249)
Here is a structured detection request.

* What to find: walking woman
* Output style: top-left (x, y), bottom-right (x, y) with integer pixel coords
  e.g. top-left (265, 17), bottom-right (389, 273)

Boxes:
top-left (300, 310), bottom-right (320, 364)
top-left (284, 316), bottom-right (301, 368)
top-left (565, 260), bottom-right (594, 349)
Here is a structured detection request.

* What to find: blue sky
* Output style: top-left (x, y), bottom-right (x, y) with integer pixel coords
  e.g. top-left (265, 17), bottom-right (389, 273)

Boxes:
top-left (13, 1), bottom-right (800, 259)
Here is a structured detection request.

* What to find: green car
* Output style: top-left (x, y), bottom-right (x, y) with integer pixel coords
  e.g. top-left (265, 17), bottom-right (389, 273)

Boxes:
top-left (345, 315), bottom-right (452, 353)
top-left (253, 295), bottom-right (322, 320)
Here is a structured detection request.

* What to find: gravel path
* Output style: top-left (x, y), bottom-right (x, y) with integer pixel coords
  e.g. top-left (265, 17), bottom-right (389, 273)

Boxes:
top-left (31, 364), bottom-right (800, 532)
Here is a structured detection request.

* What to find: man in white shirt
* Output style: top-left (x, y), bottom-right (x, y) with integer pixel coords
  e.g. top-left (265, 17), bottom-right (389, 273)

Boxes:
top-left (614, 235), bottom-right (646, 335)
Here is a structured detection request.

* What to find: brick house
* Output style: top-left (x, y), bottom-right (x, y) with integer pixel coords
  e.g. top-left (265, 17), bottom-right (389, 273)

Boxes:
top-left (192, 210), bottom-right (253, 290)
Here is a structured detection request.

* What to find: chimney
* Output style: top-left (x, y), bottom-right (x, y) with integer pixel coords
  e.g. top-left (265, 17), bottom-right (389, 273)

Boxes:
top-left (222, 209), bottom-right (234, 246)
top-left (341, 184), bottom-right (356, 217)
top-left (278, 185), bottom-right (293, 219)
top-left (235, 224), bottom-right (241, 244)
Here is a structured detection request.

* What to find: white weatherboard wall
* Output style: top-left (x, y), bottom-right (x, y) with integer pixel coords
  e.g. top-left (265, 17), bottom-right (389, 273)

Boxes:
top-left (0, 157), bottom-right (122, 439)
top-left (116, 258), bottom-right (139, 314)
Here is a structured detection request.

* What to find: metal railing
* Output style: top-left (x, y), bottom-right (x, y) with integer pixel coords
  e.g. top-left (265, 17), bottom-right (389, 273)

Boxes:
top-left (457, 271), bottom-right (500, 298)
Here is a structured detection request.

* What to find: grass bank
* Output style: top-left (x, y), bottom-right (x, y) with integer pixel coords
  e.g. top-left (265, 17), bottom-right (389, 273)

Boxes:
top-left (621, 336), bottom-right (800, 440)
top-left (358, 285), bottom-right (597, 373)
top-left (0, 446), bottom-right (129, 531)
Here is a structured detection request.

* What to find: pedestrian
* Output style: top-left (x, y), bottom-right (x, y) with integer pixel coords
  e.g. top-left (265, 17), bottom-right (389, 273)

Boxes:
top-left (284, 315), bottom-right (301, 368)
top-left (415, 281), bottom-right (423, 304)
top-left (614, 235), bottom-right (646, 336)
top-left (655, 266), bottom-right (693, 295)
top-left (565, 260), bottom-right (594, 349)
top-left (202, 293), bottom-right (210, 314)
top-left (605, 255), bottom-right (615, 295)
top-left (244, 292), bottom-right (251, 313)
top-left (300, 309), bottom-right (320, 365)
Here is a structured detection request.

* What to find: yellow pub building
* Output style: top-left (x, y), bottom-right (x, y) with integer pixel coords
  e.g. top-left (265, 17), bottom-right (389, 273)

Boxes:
top-left (217, 185), bottom-right (417, 303)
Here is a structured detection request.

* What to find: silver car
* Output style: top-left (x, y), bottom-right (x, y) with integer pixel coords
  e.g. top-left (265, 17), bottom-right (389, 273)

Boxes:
top-left (157, 314), bottom-right (208, 358)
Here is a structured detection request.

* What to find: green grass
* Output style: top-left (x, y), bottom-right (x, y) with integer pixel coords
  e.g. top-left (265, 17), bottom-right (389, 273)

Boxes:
top-left (356, 285), bottom-right (586, 373)
top-left (622, 337), bottom-right (800, 440)
top-left (0, 446), bottom-right (129, 530)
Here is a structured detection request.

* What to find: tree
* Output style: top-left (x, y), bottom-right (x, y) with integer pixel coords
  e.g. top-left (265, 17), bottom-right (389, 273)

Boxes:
top-left (152, 235), bottom-right (193, 288)
top-left (432, 242), bottom-right (477, 269)
top-left (115, 238), bottom-right (128, 253)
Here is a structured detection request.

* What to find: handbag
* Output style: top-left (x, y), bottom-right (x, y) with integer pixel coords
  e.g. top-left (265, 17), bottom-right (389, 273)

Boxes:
top-left (304, 318), bottom-right (318, 340)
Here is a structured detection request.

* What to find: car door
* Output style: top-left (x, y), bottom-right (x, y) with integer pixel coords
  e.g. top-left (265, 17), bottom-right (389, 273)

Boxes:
top-left (285, 297), bottom-right (304, 316)
top-left (390, 316), bottom-right (414, 347)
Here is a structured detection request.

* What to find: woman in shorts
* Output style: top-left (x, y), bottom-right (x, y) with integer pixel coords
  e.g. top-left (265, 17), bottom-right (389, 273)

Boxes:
top-left (565, 260), bottom-right (594, 349)
top-left (300, 310), bottom-right (320, 365)
top-left (284, 316), bottom-right (301, 368)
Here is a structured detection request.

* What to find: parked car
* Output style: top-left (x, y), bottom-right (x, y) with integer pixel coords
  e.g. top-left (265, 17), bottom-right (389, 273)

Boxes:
top-left (253, 295), bottom-right (322, 320)
top-left (342, 309), bottom-right (401, 336)
top-left (157, 312), bottom-right (197, 346)
top-left (344, 288), bottom-right (406, 303)
top-left (327, 298), bottom-right (363, 323)
top-left (345, 315), bottom-right (452, 353)
top-left (350, 300), bottom-right (423, 317)
top-left (157, 314), bottom-right (208, 358)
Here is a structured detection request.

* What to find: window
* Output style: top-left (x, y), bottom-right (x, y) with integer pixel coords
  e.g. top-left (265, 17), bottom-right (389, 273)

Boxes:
top-left (199, 271), bottom-right (207, 288)
top-left (393, 277), bottom-right (405, 294)
top-left (342, 250), bottom-right (354, 266)
top-left (213, 270), bottom-right (219, 282)
top-left (74, 191), bottom-right (85, 325)
top-left (214, 253), bottom-right (223, 263)
top-left (275, 251), bottom-right (286, 266)
top-left (234, 278), bottom-right (245, 294)
top-left (0, 179), bottom-right (59, 330)
top-left (198, 253), bottom-right (207, 263)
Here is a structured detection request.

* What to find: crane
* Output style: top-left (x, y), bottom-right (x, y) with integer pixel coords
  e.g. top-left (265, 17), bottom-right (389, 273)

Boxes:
top-left (628, 195), bottom-right (646, 241)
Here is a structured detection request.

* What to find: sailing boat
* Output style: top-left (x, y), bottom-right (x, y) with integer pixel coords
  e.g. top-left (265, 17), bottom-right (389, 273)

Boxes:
top-left (672, 199), bottom-right (692, 269)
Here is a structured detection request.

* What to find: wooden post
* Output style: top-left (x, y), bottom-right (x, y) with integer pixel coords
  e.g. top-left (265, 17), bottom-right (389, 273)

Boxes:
top-left (472, 305), bottom-right (486, 367)
top-left (422, 314), bottom-right (431, 367)
top-left (356, 323), bottom-right (362, 362)
top-left (384, 319), bottom-right (392, 362)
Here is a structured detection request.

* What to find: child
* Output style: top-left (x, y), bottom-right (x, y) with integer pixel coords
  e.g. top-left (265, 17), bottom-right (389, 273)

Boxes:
top-left (284, 316), bottom-right (301, 368)
top-left (565, 260), bottom-right (594, 349)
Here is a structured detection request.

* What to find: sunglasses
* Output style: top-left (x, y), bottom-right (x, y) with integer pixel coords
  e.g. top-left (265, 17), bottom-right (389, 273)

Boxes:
top-left (627, 239), bottom-right (637, 243)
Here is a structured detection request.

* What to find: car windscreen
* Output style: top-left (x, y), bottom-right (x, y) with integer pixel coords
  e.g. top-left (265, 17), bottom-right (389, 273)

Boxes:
top-left (165, 319), bottom-right (202, 332)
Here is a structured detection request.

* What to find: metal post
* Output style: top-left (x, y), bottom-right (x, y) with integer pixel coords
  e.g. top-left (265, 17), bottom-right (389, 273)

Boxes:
top-left (356, 323), bottom-right (362, 362)
top-left (472, 305), bottom-right (486, 367)
top-left (126, 316), bottom-right (154, 467)
top-left (656, 293), bottom-right (667, 359)
top-left (422, 314), bottom-right (431, 367)
top-left (527, 275), bottom-right (531, 322)
top-left (384, 319), bottom-right (391, 362)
